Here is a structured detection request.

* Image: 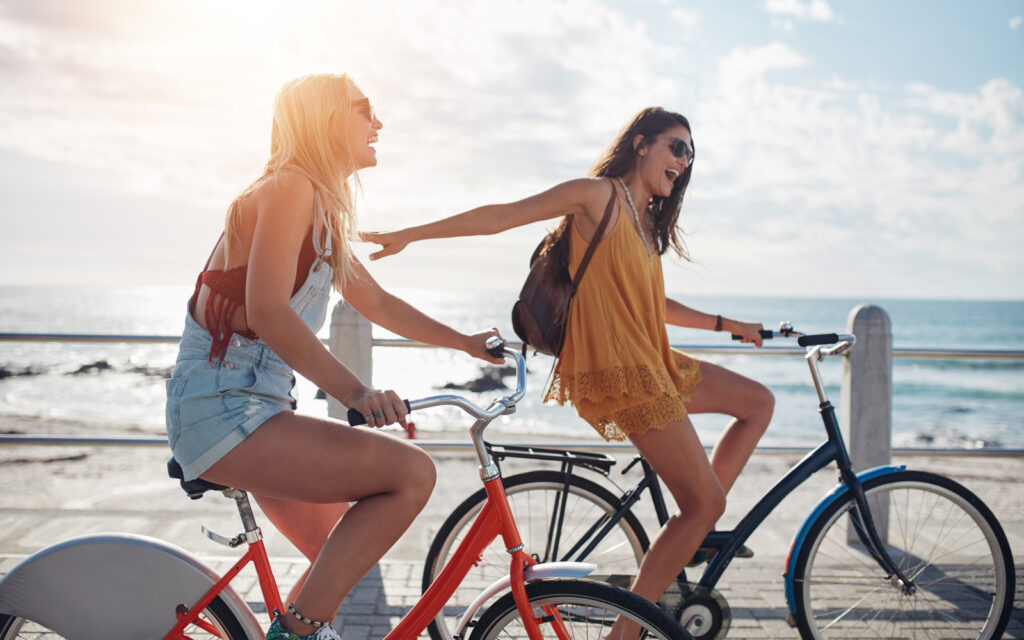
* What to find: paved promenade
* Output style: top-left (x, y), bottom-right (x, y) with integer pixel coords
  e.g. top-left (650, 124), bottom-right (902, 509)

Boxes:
top-left (1, 432), bottom-right (1021, 638)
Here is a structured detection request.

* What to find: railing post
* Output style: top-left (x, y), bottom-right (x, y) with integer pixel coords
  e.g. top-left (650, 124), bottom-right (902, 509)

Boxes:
top-left (327, 301), bottom-right (373, 420)
top-left (840, 303), bottom-right (893, 543)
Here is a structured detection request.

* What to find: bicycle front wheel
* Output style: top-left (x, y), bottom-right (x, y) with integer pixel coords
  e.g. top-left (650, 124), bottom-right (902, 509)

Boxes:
top-left (0, 595), bottom-right (249, 640)
top-left (423, 470), bottom-right (649, 640)
top-left (469, 579), bottom-right (690, 640)
top-left (792, 470), bottom-right (1014, 640)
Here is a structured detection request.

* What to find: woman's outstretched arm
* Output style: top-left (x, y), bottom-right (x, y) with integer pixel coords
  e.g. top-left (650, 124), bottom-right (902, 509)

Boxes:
top-left (341, 258), bottom-right (503, 364)
top-left (363, 177), bottom-right (607, 260)
top-left (664, 297), bottom-right (765, 346)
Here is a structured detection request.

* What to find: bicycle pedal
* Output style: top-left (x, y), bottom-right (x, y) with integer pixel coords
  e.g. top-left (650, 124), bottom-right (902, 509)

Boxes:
top-left (201, 523), bottom-right (244, 548)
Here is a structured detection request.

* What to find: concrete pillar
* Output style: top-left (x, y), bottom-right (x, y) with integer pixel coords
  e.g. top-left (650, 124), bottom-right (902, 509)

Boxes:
top-left (327, 301), bottom-right (373, 420)
top-left (840, 304), bottom-right (892, 543)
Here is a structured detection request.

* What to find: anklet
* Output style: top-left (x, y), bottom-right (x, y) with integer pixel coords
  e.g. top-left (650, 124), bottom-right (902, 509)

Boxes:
top-left (285, 602), bottom-right (331, 628)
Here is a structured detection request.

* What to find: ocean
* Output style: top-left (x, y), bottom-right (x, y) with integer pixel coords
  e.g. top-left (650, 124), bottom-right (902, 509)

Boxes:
top-left (1, 285), bottom-right (1022, 450)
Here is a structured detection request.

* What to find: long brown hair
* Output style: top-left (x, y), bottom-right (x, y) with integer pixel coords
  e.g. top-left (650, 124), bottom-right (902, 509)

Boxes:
top-left (540, 107), bottom-right (694, 282)
top-left (224, 74), bottom-right (363, 290)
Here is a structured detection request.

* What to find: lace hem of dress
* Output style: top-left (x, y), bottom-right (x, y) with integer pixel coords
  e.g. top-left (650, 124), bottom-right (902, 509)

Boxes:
top-left (587, 392), bottom-right (689, 441)
top-left (544, 357), bottom-right (699, 406)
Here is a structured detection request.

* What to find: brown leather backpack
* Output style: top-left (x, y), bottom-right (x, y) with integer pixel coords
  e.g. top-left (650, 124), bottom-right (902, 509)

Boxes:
top-left (511, 179), bottom-right (616, 356)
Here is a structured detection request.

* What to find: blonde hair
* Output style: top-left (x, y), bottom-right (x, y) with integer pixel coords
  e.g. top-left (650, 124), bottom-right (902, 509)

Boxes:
top-left (225, 73), bottom-right (362, 289)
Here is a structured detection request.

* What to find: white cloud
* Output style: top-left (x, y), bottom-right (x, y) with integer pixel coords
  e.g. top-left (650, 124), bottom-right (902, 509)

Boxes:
top-left (680, 40), bottom-right (1024, 298)
top-left (669, 7), bottom-right (700, 28)
top-left (716, 41), bottom-right (810, 89)
top-left (763, 0), bottom-right (837, 22)
top-left (1010, 16), bottom-right (1022, 29)
top-left (0, 0), bottom-right (1020, 298)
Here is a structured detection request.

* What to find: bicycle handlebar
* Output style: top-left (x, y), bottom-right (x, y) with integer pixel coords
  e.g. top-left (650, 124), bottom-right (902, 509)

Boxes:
top-left (797, 333), bottom-right (840, 347)
top-left (346, 336), bottom-right (527, 427)
top-left (731, 323), bottom-right (855, 355)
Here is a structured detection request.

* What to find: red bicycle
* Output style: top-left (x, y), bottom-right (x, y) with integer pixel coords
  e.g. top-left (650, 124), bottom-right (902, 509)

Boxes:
top-left (0, 338), bottom-right (690, 640)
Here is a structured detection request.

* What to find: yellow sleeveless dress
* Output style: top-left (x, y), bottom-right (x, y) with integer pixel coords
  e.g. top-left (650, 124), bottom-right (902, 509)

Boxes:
top-left (544, 206), bottom-right (702, 441)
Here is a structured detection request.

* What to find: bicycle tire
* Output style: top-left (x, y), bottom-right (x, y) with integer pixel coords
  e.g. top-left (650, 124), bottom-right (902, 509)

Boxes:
top-left (469, 579), bottom-right (691, 640)
top-left (0, 594), bottom-right (250, 640)
top-left (792, 470), bottom-right (1014, 640)
top-left (423, 470), bottom-right (649, 640)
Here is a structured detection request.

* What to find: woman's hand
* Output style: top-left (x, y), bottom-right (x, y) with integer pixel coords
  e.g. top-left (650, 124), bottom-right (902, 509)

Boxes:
top-left (463, 328), bottom-right (506, 365)
top-left (361, 230), bottom-right (410, 261)
top-left (346, 386), bottom-right (410, 430)
top-left (727, 320), bottom-right (765, 347)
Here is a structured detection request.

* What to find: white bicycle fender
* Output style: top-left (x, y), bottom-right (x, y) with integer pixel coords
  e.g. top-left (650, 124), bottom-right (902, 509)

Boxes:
top-left (0, 533), bottom-right (263, 639)
top-left (454, 561), bottom-right (596, 635)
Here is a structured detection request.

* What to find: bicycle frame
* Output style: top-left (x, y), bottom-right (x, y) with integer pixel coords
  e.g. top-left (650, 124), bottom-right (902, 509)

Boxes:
top-left (486, 336), bottom-right (917, 603)
top-left (165, 490), bottom-right (283, 639)
top-left (167, 440), bottom-right (585, 640)
top-left (694, 342), bottom-right (913, 592)
top-left (170, 346), bottom-right (593, 640)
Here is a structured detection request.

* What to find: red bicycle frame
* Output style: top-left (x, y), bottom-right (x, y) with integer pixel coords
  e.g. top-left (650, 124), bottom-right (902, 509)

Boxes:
top-left (166, 475), bottom-right (562, 640)
top-left (167, 342), bottom-right (565, 640)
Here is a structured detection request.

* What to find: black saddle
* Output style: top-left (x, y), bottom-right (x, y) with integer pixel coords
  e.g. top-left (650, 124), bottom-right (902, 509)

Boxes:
top-left (167, 457), bottom-right (230, 500)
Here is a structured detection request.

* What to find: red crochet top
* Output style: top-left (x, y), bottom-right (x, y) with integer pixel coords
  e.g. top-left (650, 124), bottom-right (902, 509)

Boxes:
top-left (190, 238), bottom-right (318, 362)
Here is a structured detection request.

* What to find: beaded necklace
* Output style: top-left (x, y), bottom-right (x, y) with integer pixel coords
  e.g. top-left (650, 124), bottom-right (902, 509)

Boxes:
top-left (616, 176), bottom-right (653, 264)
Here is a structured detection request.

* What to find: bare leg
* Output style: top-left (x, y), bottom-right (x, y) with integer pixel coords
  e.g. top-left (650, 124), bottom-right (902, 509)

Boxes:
top-left (201, 411), bottom-right (435, 636)
top-left (686, 361), bottom-right (774, 493)
top-left (254, 497), bottom-right (350, 605)
top-left (609, 418), bottom-right (726, 639)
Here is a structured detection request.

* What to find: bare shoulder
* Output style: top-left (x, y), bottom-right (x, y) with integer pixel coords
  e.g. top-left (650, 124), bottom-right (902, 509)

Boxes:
top-left (540, 177), bottom-right (612, 212)
top-left (568, 176), bottom-right (616, 221)
top-left (557, 177), bottom-right (612, 198)
top-left (250, 170), bottom-right (316, 223)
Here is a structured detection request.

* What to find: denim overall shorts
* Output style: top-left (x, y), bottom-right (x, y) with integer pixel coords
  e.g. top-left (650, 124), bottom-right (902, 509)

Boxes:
top-left (166, 197), bottom-right (334, 481)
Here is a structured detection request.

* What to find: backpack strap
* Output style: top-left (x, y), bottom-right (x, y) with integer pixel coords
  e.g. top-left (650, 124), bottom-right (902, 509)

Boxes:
top-left (570, 177), bottom-right (617, 290)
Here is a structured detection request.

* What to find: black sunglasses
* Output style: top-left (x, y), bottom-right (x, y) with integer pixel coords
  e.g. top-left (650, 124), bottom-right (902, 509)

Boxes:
top-left (351, 97), bottom-right (377, 122)
top-left (655, 135), bottom-right (694, 163)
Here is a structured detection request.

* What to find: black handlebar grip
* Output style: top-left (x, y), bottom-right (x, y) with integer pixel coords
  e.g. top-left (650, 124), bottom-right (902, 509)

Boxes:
top-left (485, 336), bottom-right (506, 358)
top-left (797, 333), bottom-right (839, 347)
top-left (347, 399), bottom-right (412, 426)
top-left (731, 329), bottom-right (775, 340)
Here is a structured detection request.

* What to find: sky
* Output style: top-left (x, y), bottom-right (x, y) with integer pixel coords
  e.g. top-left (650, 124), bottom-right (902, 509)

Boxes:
top-left (1, 0), bottom-right (1022, 300)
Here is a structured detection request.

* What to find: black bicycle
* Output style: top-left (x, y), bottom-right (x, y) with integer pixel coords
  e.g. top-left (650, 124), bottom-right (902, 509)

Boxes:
top-left (422, 325), bottom-right (1015, 640)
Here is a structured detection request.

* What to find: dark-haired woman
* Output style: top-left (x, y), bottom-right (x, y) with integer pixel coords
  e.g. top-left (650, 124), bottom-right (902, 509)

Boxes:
top-left (364, 108), bottom-right (774, 630)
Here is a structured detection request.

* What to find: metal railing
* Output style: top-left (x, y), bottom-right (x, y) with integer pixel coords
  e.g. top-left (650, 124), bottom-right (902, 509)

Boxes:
top-left (2, 313), bottom-right (1023, 456)
top-left (5, 332), bottom-right (1020, 360)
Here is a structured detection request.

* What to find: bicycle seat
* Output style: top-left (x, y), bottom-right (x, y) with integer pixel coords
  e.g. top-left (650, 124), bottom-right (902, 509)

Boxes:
top-left (167, 457), bottom-right (230, 500)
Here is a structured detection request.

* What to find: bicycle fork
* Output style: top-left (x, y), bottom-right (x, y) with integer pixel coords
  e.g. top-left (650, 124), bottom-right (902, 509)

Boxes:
top-left (835, 463), bottom-right (917, 594)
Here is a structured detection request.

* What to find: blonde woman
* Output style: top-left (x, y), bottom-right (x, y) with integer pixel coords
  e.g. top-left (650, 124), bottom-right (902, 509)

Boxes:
top-left (366, 107), bottom-right (774, 637)
top-left (165, 74), bottom-right (500, 640)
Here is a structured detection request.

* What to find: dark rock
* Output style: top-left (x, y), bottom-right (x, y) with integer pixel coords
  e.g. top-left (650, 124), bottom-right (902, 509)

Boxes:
top-left (0, 365), bottom-right (46, 379)
top-left (127, 365), bottom-right (174, 378)
top-left (442, 365), bottom-right (516, 393)
top-left (68, 360), bottom-right (114, 375)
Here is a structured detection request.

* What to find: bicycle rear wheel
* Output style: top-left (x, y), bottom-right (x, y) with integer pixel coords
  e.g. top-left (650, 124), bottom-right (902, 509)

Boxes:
top-left (423, 470), bottom-right (649, 640)
top-left (792, 470), bottom-right (1014, 640)
top-left (0, 595), bottom-right (249, 640)
top-left (469, 579), bottom-right (690, 640)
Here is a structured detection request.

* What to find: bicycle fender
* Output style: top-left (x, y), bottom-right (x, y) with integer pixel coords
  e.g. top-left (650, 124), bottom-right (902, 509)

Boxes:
top-left (454, 561), bottom-right (596, 636)
top-left (782, 464), bottom-right (906, 614)
top-left (0, 532), bottom-right (263, 639)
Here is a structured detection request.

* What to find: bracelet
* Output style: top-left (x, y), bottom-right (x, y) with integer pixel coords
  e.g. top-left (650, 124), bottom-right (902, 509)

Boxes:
top-left (279, 602), bottom-right (331, 629)
top-left (714, 314), bottom-right (723, 332)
